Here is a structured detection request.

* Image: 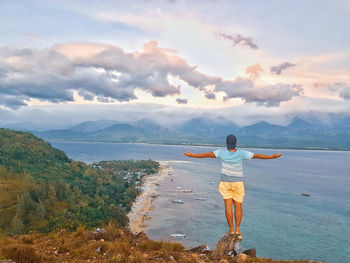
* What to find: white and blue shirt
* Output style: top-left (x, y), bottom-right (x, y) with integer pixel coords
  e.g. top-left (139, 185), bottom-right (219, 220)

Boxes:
top-left (213, 148), bottom-right (254, 182)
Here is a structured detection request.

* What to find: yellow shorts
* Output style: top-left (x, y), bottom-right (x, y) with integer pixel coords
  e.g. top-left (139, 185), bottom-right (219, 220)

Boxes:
top-left (218, 181), bottom-right (245, 203)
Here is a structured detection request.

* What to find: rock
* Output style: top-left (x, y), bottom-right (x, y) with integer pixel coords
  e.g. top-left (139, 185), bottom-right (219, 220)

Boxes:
top-left (187, 244), bottom-right (210, 253)
top-left (232, 253), bottom-right (248, 263)
top-left (242, 248), bottom-right (256, 257)
top-left (135, 231), bottom-right (148, 241)
top-left (215, 233), bottom-right (242, 258)
top-left (94, 227), bottom-right (106, 233)
top-left (91, 227), bottom-right (107, 240)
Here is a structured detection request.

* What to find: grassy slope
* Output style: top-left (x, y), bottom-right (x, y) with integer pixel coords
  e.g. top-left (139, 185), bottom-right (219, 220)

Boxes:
top-left (0, 225), bottom-right (321, 263)
top-left (0, 129), bottom-right (158, 234)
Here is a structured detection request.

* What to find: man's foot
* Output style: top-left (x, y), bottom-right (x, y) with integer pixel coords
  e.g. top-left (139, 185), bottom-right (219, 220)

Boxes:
top-left (234, 232), bottom-right (243, 241)
top-left (227, 228), bottom-right (235, 235)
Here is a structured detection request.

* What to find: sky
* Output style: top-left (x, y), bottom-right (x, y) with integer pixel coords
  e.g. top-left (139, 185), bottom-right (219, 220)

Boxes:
top-left (0, 0), bottom-right (350, 129)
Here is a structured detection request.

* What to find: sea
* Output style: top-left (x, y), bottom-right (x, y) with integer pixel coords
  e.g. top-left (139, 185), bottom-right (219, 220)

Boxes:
top-left (49, 140), bottom-right (350, 263)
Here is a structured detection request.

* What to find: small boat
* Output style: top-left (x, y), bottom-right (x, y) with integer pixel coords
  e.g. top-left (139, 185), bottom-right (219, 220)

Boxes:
top-left (176, 186), bottom-right (182, 189)
top-left (301, 192), bottom-right (311, 197)
top-left (170, 233), bottom-right (186, 238)
top-left (151, 193), bottom-right (159, 198)
top-left (172, 199), bottom-right (184, 204)
top-left (182, 189), bottom-right (193, 193)
top-left (195, 197), bottom-right (208, 201)
top-left (209, 182), bottom-right (214, 185)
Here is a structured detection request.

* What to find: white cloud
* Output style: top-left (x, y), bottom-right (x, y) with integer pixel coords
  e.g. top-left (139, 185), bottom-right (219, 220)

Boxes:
top-left (0, 41), bottom-right (303, 109)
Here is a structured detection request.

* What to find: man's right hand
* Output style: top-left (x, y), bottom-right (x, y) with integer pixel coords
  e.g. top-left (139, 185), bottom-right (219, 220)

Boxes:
top-left (271, 153), bottom-right (283, 158)
top-left (184, 151), bottom-right (194, 157)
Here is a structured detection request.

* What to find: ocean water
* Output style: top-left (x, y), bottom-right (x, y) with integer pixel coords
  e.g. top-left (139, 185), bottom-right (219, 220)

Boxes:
top-left (50, 141), bottom-right (350, 263)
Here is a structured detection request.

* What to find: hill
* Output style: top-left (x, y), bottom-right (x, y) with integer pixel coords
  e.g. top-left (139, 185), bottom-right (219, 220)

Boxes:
top-left (29, 116), bottom-right (350, 150)
top-left (0, 226), bottom-right (322, 263)
top-left (0, 128), bottom-right (159, 234)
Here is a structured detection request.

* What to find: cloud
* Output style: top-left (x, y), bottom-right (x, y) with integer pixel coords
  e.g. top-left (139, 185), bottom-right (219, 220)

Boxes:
top-left (340, 88), bottom-right (350, 99)
top-left (313, 82), bottom-right (326, 88)
top-left (0, 41), bottom-right (302, 109)
top-left (215, 77), bottom-right (303, 107)
top-left (218, 33), bottom-right (258, 49)
top-left (0, 95), bottom-right (28, 110)
top-left (245, 64), bottom-right (263, 80)
top-left (205, 93), bottom-right (216, 100)
top-left (270, 62), bottom-right (296, 75)
top-left (176, 98), bottom-right (188, 104)
top-left (328, 82), bottom-right (350, 100)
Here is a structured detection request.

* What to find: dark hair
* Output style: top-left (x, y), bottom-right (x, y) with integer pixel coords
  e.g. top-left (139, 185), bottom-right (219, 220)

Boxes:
top-left (226, 134), bottom-right (237, 149)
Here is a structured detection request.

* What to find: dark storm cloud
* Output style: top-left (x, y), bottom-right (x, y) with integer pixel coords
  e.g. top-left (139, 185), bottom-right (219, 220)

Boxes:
top-left (0, 41), bottom-right (301, 109)
top-left (218, 33), bottom-right (258, 49)
top-left (270, 62), bottom-right (296, 75)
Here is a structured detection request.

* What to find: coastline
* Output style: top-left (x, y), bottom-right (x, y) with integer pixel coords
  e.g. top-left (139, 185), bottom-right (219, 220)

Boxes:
top-left (47, 139), bottom-right (350, 152)
top-left (127, 161), bottom-right (171, 234)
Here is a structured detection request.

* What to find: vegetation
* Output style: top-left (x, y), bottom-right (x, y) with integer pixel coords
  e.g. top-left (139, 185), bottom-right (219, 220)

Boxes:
top-left (0, 128), bottom-right (319, 262)
top-left (0, 224), bottom-right (322, 262)
top-left (0, 128), bottom-right (159, 234)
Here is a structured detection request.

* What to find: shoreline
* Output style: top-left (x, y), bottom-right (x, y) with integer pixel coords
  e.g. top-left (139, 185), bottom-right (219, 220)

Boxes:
top-left (46, 139), bottom-right (350, 152)
top-left (127, 161), bottom-right (171, 234)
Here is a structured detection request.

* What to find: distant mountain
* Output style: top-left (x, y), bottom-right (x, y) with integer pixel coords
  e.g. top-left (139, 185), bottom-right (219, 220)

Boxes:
top-left (242, 121), bottom-right (286, 135)
top-left (1, 122), bottom-right (37, 132)
top-left (33, 129), bottom-right (86, 140)
top-left (88, 123), bottom-right (145, 141)
top-left (286, 117), bottom-right (314, 129)
top-left (330, 115), bottom-right (350, 131)
top-left (69, 119), bottom-right (119, 133)
top-left (30, 116), bottom-right (350, 150)
top-left (179, 117), bottom-right (239, 137)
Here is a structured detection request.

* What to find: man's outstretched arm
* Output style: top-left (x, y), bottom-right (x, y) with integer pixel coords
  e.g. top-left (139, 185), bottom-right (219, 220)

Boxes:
top-left (253, 153), bottom-right (282, 159)
top-left (184, 151), bottom-right (216, 158)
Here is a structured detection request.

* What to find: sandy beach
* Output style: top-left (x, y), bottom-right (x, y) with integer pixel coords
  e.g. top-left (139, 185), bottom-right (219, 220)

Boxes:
top-left (128, 161), bottom-right (172, 234)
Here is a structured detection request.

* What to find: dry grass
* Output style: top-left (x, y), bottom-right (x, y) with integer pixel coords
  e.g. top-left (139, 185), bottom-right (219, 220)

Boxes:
top-left (1, 244), bottom-right (43, 263)
top-left (0, 226), bottom-right (321, 263)
top-left (247, 259), bottom-right (321, 263)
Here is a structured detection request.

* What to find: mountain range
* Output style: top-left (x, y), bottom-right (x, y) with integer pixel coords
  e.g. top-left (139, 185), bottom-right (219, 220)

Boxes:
top-left (3, 116), bottom-right (350, 150)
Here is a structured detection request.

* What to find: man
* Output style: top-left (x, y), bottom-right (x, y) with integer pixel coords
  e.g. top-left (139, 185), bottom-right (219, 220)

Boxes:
top-left (184, 134), bottom-right (282, 240)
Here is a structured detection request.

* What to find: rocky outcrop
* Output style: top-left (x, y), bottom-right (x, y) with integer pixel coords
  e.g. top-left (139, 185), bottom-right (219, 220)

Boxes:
top-left (215, 233), bottom-right (243, 258)
top-left (214, 233), bottom-right (257, 263)
top-left (242, 248), bottom-right (256, 257)
top-left (187, 244), bottom-right (211, 253)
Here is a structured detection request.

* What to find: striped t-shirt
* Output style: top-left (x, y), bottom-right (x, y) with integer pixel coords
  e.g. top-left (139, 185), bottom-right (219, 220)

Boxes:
top-left (213, 148), bottom-right (254, 182)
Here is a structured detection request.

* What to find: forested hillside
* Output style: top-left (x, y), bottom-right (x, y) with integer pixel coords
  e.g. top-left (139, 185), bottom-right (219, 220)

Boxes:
top-left (0, 128), bottom-right (159, 234)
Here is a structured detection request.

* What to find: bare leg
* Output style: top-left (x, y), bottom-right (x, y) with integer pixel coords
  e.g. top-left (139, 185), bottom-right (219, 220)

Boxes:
top-left (224, 198), bottom-right (234, 234)
top-left (233, 199), bottom-right (242, 234)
